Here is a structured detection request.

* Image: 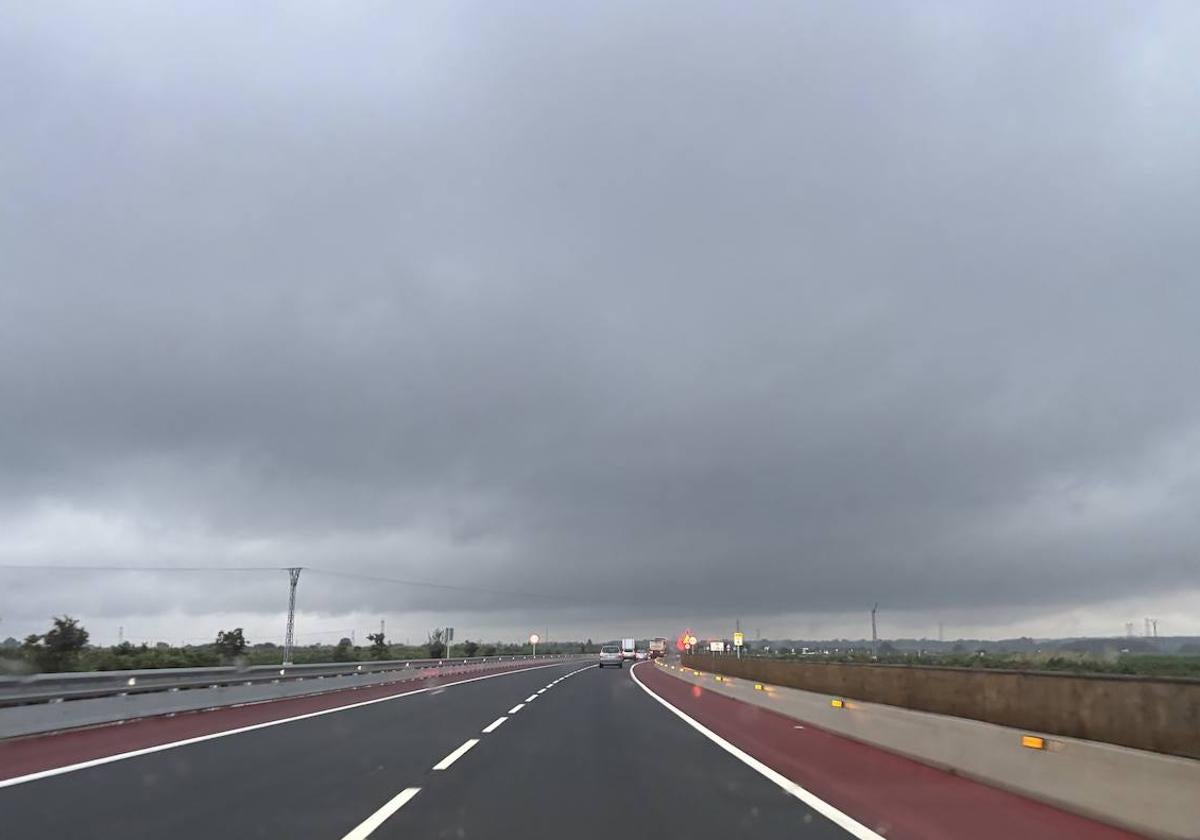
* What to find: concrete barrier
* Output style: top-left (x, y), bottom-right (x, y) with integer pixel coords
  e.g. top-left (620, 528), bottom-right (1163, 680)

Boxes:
top-left (663, 661), bottom-right (1200, 840)
top-left (682, 654), bottom-right (1200, 759)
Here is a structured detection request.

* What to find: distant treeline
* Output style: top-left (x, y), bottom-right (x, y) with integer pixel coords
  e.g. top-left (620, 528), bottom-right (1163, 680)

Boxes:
top-left (0, 616), bottom-right (603, 673)
top-left (738, 636), bottom-right (1200, 656)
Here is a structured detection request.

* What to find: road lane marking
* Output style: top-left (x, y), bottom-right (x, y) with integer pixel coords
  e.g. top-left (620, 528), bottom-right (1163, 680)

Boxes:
top-left (525, 694), bottom-right (537, 702)
top-left (628, 662), bottom-right (884, 840)
top-left (0, 660), bottom-right (583, 789)
top-left (433, 738), bottom-right (480, 770)
top-left (482, 716), bottom-right (507, 733)
top-left (340, 787), bottom-right (421, 840)
top-left (508, 704), bottom-right (525, 714)
top-left (536, 688), bottom-right (546, 694)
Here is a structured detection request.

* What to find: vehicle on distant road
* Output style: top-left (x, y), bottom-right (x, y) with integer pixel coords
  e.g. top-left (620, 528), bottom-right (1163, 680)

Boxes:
top-left (598, 644), bottom-right (623, 668)
top-left (621, 638), bottom-right (636, 660)
top-left (635, 649), bottom-right (647, 660)
top-left (648, 638), bottom-right (668, 658)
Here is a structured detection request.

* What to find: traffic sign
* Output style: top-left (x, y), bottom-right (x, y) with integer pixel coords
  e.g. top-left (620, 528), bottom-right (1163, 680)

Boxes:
top-left (733, 631), bottom-right (744, 647)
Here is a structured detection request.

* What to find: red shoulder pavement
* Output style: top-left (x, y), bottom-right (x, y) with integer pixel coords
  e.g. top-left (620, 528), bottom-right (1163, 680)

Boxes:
top-left (636, 662), bottom-right (1144, 840)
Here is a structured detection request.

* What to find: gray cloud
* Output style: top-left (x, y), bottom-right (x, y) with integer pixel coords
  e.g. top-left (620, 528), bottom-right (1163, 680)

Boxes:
top-left (3, 2), bottom-right (1200, 641)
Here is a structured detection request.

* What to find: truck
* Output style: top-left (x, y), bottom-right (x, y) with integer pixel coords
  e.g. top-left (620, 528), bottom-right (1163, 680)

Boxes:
top-left (621, 638), bottom-right (636, 660)
top-left (648, 638), bottom-right (668, 659)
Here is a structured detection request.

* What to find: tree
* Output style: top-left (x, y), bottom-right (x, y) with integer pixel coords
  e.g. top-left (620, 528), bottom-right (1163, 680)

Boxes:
top-left (461, 640), bottom-right (480, 657)
top-left (480, 643), bottom-right (497, 656)
top-left (214, 628), bottom-right (248, 658)
top-left (367, 632), bottom-right (388, 659)
top-left (24, 616), bottom-right (89, 671)
top-left (46, 615), bottom-right (89, 653)
top-left (426, 628), bottom-right (446, 659)
top-left (333, 637), bottom-right (355, 662)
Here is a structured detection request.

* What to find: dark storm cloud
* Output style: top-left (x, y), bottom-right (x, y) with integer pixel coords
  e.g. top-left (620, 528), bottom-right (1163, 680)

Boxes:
top-left (3, 2), bottom-right (1200, 634)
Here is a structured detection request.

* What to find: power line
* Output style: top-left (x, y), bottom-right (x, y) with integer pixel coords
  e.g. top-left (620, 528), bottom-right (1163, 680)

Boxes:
top-left (0, 563), bottom-right (574, 602)
top-left (303, 567), bottom-right (579, 603)
top-left (0, 568), bottom-right (285, 573)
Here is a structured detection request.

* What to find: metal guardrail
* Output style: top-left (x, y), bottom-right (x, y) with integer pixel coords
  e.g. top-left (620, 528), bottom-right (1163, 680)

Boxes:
top-left (0, 654), bottom-right (572, 708)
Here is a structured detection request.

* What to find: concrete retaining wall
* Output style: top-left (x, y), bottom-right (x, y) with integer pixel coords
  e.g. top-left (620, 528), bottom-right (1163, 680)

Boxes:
top-left (664, 661), bottom-right (1200, 840)
top-left (682, 654), bottom-right (1200, 759)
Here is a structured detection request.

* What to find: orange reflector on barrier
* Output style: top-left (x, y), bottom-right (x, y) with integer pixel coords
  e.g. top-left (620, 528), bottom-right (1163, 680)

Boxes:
top-left (1022, 735), bottom-right (1046, 750)
top-left (830, 698), bottom-right (845, 708)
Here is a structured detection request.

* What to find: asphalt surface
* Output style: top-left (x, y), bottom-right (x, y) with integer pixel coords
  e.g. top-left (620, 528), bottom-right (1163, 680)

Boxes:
top-left (0, 658), bottom-right (852, 840)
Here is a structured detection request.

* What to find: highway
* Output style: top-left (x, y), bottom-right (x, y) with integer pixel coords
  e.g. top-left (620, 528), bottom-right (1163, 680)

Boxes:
top-left (0, 657), bottom-right (1152, 839)
top-left (0, 659), bottom-right (859, 840)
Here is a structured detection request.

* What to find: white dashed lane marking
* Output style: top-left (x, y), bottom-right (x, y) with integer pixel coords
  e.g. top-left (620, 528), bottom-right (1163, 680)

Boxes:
top-left (339, 788), bottom-right (421, 840)
top-left (335, 661), bottom-right (594, 838)
top-left (433, 739), bottom-right (480, 771)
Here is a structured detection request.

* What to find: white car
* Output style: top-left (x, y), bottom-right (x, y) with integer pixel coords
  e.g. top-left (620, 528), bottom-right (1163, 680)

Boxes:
top-left (634, 650), bottom-right (647, 661)
top-left (598, 644), bottom-right (623, 668)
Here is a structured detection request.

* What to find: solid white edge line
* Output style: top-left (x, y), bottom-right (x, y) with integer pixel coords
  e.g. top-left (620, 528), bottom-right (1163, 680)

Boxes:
top-left (432, 738), bottom-right (480, 770)
top-left (0, 660), bottom-right (579, 790)
top-left (340, 787), bottom-right (421, 840)
top-left (508, 703), bottom-right (525, 714)
top-left (628, 662), bottom-right (884, 840)
top-left (482, 716), bottom-right (507, 733)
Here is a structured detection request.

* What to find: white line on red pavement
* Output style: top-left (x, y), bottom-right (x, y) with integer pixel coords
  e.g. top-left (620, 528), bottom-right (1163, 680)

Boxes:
top-left (339, 788), bottom-right (421, 840)
top-left (628, 662), bottom-right (883, 840)
top-left (433, 738), bottom-right (479, 771)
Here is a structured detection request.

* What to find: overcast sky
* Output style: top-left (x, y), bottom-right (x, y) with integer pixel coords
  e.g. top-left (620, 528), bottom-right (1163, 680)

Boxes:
top-left (3, 2), bottom-right (1200, 647)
